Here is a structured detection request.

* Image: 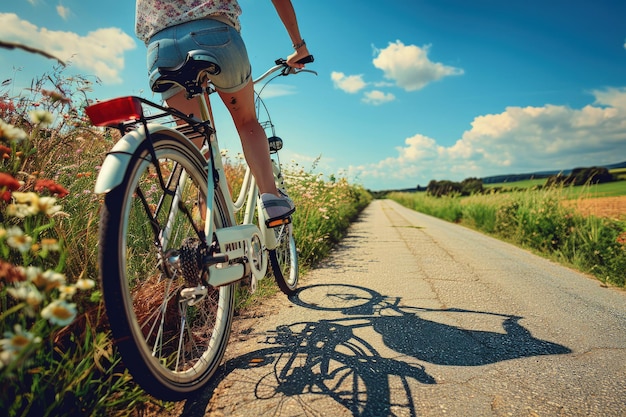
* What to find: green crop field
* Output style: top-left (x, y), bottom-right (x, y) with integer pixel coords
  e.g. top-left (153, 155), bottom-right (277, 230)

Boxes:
top-left (484, 170), bottom-right (626, 199)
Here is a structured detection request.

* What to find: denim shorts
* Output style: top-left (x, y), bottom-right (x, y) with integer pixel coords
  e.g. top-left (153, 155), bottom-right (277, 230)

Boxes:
top-left (146, 18), bottom-right (251, 98)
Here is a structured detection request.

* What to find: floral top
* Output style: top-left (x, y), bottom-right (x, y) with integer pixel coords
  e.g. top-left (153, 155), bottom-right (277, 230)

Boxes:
top-left (135, 0), bottom-right (242, 43)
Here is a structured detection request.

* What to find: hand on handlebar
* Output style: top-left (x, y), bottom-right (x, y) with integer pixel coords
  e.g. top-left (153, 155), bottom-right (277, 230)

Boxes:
top-left (286, 44), bottom-right (313, 69)
top-left (275, 54), bottom-right (315, 76)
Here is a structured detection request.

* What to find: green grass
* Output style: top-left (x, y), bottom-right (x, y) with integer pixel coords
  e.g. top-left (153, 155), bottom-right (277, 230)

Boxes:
top-left (485, 177), bottom-right (626, 198)
top-left (484, 178), bottom-right (547, 190)
top-left (561, 180), bottom-right (626, 198)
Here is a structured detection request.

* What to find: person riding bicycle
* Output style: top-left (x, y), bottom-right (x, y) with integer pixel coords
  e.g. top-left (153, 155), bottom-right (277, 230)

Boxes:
top-left (135, 0), bottom-right (312, 224)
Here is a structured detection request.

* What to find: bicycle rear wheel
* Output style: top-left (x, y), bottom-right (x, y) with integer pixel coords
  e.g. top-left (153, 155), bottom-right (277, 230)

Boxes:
top-left (269, 223), bottom-right (298, 295)
top-left (98, 131), bottom-right (234, 400)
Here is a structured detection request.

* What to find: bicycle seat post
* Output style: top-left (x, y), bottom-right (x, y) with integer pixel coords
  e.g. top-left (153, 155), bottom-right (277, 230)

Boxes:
top-left (196, 89), bottom-right (214, 127)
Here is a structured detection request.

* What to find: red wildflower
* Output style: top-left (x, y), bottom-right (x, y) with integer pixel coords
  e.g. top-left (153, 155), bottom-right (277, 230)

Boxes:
top-left (0, 172), bottom-right (21, 202)
top-left (34, 179), bottom-right (69, 198)
top-left (0, 259), bottom-right (26, 283)
top-left (0, 144), bottom-right (11, 159)
top-left (0, 100), bottom-right (16, 115)
top-left (617, 232), bottom-right (626, 246)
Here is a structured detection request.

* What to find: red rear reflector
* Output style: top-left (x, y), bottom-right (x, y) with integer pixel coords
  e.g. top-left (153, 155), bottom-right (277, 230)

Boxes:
top-left (85, 96), bottom-right (143, 126)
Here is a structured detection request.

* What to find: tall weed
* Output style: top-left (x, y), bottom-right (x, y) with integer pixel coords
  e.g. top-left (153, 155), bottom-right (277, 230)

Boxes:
top-left (0, 67), bottom-right (169, 416)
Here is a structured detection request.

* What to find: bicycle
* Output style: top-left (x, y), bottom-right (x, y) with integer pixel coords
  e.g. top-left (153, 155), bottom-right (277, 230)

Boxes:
top-left (85, 53), bottom-right (315, 400)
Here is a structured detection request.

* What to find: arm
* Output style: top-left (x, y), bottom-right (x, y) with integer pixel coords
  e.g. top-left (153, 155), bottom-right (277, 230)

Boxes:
top-left (270, 0), bottom-right (311, 68)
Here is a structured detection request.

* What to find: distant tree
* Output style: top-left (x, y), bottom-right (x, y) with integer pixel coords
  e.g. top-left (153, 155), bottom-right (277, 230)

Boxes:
top-left (427, 178), bottom-right (484, 197)
top-left (460, 177), bottom-right (484, 195)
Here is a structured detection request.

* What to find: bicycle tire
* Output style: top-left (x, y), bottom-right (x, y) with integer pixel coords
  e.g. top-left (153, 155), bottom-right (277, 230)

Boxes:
top-left (98, 131), bottom-right (234, 400)
top-left (268, 223), bottom-right (298, 295)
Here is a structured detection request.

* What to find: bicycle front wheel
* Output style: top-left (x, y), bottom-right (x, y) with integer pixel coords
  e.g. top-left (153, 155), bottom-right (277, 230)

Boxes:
top-left (98, 131), bottom-right (234, 400)
top-left (269, 223), bottom-right (299, 295)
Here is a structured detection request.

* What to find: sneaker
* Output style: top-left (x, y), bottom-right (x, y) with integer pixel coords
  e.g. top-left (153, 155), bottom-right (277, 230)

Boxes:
top-left (261, 192), bottom-right (295, 227)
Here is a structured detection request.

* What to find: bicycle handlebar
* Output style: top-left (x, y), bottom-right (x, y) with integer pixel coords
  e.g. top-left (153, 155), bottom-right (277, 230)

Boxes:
top-left (253, 55), bottom-right (317, 85)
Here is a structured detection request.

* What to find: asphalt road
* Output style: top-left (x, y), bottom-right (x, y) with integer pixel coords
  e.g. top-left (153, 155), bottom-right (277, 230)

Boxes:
top-left (179, 199), bottom-right (626, 416)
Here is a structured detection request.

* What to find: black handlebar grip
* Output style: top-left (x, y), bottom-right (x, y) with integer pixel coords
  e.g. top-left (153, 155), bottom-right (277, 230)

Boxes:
top-left (296, 55), bottom-right (314, 65)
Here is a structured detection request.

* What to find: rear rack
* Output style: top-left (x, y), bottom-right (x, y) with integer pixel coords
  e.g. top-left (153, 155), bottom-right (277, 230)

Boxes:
top-left (86, 96), bottom-right (214, 138)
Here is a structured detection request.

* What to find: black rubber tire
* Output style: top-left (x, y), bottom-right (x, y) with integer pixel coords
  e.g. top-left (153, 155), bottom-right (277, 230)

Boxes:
top-left (268, 223), bottom-right (299, 295)
top-left (99, 132), bottom-right (234, 400)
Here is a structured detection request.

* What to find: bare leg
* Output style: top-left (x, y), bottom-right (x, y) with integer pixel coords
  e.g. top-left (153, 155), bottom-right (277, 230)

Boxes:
top-left (218, 80), bottom-right (279, 196)
top-left (165, 82), bottom-right (279, 196)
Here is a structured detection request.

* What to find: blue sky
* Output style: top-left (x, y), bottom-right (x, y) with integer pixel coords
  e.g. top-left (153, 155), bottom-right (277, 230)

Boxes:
top-left (1, 0), bottom-right (626, 191)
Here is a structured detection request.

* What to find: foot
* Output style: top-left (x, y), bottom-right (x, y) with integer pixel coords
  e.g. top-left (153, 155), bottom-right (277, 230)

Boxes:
top-left (261, 192), bottom-right (295, 227)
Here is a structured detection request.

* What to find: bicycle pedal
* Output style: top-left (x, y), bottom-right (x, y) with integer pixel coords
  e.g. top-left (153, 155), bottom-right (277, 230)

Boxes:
top-left (266, 216), bottom-right (291, 228)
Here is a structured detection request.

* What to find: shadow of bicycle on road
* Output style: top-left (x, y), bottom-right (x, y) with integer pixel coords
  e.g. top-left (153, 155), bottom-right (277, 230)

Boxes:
top-left (183, 283), bottom-right (571, 417)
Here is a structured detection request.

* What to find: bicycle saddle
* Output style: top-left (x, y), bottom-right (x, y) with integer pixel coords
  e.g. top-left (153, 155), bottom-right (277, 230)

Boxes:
top-left (150, 50), bottom-right (221, 96)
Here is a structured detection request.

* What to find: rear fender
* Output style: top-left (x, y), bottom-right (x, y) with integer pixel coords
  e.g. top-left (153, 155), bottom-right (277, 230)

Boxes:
top-left (94, 124), bottom-right (189, 194)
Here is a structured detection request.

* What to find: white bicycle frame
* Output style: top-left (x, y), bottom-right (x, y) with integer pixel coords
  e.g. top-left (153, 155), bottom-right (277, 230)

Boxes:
top-left (193, 64), bottom-right (299, 291)
top-left (92, 64), bottom-right (293, 292)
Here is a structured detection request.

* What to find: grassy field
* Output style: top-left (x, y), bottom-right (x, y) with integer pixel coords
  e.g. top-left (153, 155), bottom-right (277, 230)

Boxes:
top-left (484, 178), bottom-right (547, 190)
top-left (485, 168), bottom-right (626, 198)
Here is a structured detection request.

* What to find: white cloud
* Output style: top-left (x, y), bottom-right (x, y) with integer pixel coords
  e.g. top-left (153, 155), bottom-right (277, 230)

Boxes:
top-left (0, 13), bottom-right (135, 84)
top-left (373, 40), bottom-right (463, 91)
top-left (362, 90), bottom-right (395, 105)
top-left (346, 87), bottom-right (626, 189)
top-left (255, 83), bottom-right (296, 99)
top-left (331, 71), bottom-right (367, 93)
top-left (56, 5), bottom-right (71, 20)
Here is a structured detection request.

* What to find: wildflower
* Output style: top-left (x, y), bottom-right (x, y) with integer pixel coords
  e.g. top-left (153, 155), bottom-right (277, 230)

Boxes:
top-left (0, 144), bottom-right (11, 158)
top-left (59, 284), bottom-right (77, 299)
top-left (0, 325), bottom-right (42, 353)
top-left (34, 179), bottom-right (69, 198)
top-left (26, 267), bottom-right (66, 291)
top-left (8, 192), bottom-right (63, 217)
top-left (0, 119), bottom-right (28, 143)
top-left (40, 238), bottom-right (60, 252)
top-left (0, 259), bottom-right (26, 284)
top-left (75, 278), bottom-right (95, 290)
top-left (7, 282), bottom-right (43, 306)
top-left (0, 349), bottom-right (17, 369)
top-left (5, 226), bottom-right (32, 253)
top-left (11, 191), bottom-right (37, 205)
top-left (36, 196), bottom-right (63, 216)
top-left (7, 191), bottom-right (38, 217)
top-left (0, 172), bottom-right (21, 202)
top-left (41, 299), bottom-right (77, 326)
top-left (6, 202), bottom-right (33, 218)
top-left (29, 109), bottom-right (54, 127)
top-left (0, 100), bottom-right (16, 114)
top-left (41, 89), bottom-right (71, 105)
